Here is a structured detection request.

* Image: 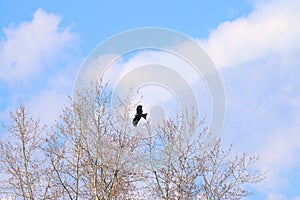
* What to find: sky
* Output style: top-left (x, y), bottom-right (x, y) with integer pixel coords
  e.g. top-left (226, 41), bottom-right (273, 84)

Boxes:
top-left (1, 0), bottom-right (300, 199)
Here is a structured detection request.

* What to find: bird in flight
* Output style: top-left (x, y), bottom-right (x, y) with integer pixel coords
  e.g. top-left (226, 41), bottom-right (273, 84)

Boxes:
top-left (133, 105), bottom-right (147, 127)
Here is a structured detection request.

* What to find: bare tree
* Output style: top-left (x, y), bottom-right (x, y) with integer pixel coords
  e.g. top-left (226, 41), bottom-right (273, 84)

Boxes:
top-left (0, 105), bottom-right (53, 199)
top-left (141, 114), bottom-right (264, 200)
top-left (46, 82), bottom-right (143, 199)
top-left (0, 82), bottom-right (265, 200)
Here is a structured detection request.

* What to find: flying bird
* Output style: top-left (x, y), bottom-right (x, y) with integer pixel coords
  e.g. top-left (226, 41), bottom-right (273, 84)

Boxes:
top-left (133, 105), bottom-right (147, 127)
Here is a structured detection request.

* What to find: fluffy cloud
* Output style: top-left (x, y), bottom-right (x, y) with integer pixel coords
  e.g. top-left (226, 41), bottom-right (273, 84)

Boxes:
top-left (0, 8), bottom-right (79, 125)
top-left (77, 49), bottom-right (212, 114)
top-left (267, 193), bottom-right (288, 200)
top-left (198, 0), bottom-right (300, 198)
top-left (256, 112), bottom-right (300, 194)
top-left (26, 63), bottom-right (76, 124)
top-left (266, 194), bottom-right (300, 200)
top-left (0, 8), bottom-right (77, 85)
top-left (200, 0), bottom-right (300, 68)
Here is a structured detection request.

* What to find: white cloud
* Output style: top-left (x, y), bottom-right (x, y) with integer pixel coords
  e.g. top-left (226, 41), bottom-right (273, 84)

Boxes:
top-left (256, 111), bottom-right (300, 192)
top-left (219, 59), bottom-right (300, 196)
top-left (200, 0), bottom-right (300, 68)
top-left (0, 8), bottom-right (79, 125)
top-left (77, 49), bottom-right (211, 116)
top-left (26, 64), bottom-right (76, 124)
top-left (267, 193), bottom-right (288, 200)
top-left (266, 193), bottom-right (300, 200)
top-left (73, 46), bottom-right (215, 133)
top-left (198, 0), bottom-right (300, 198)
top-left (0, 8), bottom-right (77, 85)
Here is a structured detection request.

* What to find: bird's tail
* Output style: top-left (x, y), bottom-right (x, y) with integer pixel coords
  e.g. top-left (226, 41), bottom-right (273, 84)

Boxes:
top-left (142, 113), bottom-right (147, 119)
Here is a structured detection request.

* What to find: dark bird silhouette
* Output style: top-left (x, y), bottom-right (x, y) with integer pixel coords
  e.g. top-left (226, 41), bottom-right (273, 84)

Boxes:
top-left (133, 105), bottom-right (147, 127)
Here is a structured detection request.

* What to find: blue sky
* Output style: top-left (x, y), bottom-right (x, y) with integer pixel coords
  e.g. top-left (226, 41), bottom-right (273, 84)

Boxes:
top-left (1, 0), bottom-right (300, 199)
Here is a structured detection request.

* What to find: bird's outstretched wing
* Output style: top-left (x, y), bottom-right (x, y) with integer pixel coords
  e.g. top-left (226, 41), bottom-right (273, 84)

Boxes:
top-left (141, 113), bottom-right (147, 119)
top-left (132, 115), bottom-right (141, 127)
